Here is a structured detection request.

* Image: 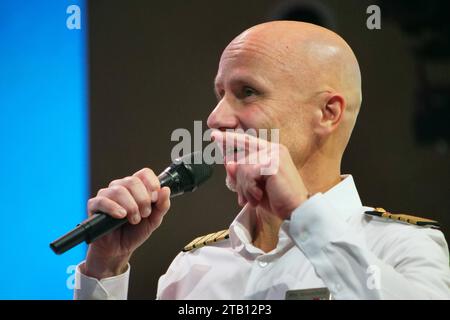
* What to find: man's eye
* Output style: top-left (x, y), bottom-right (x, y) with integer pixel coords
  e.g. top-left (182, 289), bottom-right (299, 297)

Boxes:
top-left (243, 86), bottom-right (256, 97)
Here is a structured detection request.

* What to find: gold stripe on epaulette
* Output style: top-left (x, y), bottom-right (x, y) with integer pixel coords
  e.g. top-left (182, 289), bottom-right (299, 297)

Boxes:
top-left (183, 229), bottom-right (230, 252)
top-left (192, 232), bottom-right (215, 249)
top-left (200, 232), bottom-right (219, 245)
top-left (183, 235), bottom-right (205, 252)
top-left (205, 230), bottom-right (229, 245)
top-left (365, 208), bottom-right (440, 229)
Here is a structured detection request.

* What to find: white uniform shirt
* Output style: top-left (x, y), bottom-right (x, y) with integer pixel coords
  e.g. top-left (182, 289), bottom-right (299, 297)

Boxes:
top-left (74, 175), bottom-right (450, 299)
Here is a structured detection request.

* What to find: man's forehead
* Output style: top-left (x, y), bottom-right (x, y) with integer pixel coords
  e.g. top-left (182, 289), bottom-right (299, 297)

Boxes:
top-left (220, 36), bottom-right (288, 68)
top-left (214, 68), bottom-right (266, 88)
top-left (215, 38), bottom-right (290, 86)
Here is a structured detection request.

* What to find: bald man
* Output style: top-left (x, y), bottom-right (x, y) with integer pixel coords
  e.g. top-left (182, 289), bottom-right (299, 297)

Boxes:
top-left (74, 21), bottom-right (450, 299)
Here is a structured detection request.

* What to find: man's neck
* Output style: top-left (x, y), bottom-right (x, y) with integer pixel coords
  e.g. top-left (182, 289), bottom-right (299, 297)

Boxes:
top-left (252, 161), bottom-right (341, 253)
top-left (251, 209), bottom-right (284, 253)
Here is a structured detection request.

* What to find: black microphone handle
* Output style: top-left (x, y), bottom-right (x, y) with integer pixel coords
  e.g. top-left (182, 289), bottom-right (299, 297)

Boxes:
top-left (50, 170), bottom-right (181, 255)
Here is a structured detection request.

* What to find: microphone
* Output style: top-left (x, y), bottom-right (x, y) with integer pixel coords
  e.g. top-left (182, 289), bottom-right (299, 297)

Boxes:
top-left (50, 152), bottom-right (213, 255)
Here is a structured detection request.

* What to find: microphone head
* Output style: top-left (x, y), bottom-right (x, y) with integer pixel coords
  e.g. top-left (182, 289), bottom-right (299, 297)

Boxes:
top-left (176, 151), bottom-right (214, 190)
top-left (160, 151), bottom-right (214, 196)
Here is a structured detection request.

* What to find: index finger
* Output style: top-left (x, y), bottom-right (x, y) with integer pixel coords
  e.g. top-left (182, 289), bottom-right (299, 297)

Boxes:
top-left (133, 168), bottom-right (161, 196)
top-left (211, 130), bottom-right (264, 150)
top-left (211, 130), bottom-right (271, 164)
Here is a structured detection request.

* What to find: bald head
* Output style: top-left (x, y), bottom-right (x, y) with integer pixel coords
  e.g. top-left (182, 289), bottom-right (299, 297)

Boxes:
top-left (210, 21), bottom-right (362, 167)
top-left (227, 21), bottom-right (362, 113)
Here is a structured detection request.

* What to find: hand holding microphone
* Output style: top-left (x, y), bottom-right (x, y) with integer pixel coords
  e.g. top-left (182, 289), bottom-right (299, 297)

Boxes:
top-left (50, 152), bottom-right (213, 279)
top-left (84, 166), bottom-right (170, 280)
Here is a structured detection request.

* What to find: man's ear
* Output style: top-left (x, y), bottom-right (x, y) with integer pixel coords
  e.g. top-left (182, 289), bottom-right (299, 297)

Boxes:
top-left (315, 94), bottom-right (346, 135)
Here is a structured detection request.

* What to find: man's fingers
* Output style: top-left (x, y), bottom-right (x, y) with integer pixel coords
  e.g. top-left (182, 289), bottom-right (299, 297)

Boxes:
top-left (148, 187), bottom-right (171, 229)
top-left (98, 185), bottom-right (141, 225)
top-left (234, 162), bottom-right (265, 207)
top-left (224, 161), bottom-right (237, 192)
top-left (154, 187), bottom-right (171, 213)
top-left (242, 188), bottom-right (258, 207)
top-left (133, 168), bottom-right (161, 195)
top-left (211, 130), bottom-right (270, 156)
top-left (238, 193), bottom-right (248, 207)
top-left (87, 196), bottom-right (127, 219)
top-left (110, 176), bottom-right (152, 218)
top-left (225, 161), bottom-right (237, 177)
top-left (89, 167), bottom-right (166, 228)
top-left (151, 191), bottom-right (159, 203)
top-left (211, 129), bottom-right (262, 148)
top-left (248, 185), bottom-right (263, 204)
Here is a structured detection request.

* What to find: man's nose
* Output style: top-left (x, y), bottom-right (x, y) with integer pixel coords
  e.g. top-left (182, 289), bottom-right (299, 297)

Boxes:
top-left (207, 100), bottom-right (239, 130)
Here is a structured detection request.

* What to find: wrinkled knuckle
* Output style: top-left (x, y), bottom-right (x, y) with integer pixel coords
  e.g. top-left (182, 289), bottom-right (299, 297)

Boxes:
top-left (108, 179), bottom-right (121, 187)
top-left (148, 169), bottom-right (160, 183)
top-left (87, 197), bottom-right (97, 209)
top-left (152, 181), bottom-right (161, 190)
top-left (123, 176), bottom-right (140, 187)
top-left (110, 184), bottom-right (127, 196)
top-left (141, 167), bottom-right (155, 177)
top-left (88, 196), bottom-right (106, 211)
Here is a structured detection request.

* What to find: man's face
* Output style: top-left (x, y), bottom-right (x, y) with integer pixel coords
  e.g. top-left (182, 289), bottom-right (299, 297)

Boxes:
top-left (207, 36), bottom-right (316, 167)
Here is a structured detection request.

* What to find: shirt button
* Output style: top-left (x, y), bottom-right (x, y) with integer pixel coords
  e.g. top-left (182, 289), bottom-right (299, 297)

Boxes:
top-left (258, 261), bottom-right (268, 268)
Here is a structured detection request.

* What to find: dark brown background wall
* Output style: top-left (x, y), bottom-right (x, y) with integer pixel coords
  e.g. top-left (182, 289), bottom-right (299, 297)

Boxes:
top-left (88, 0), bottom-right (450, 299)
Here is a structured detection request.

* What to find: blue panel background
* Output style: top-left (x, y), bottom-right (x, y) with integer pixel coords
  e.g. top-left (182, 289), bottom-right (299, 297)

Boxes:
top-left (0, 0), bottom-right (88, 299)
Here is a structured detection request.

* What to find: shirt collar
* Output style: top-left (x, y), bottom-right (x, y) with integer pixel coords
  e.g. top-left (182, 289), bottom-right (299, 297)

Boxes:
top-left (228, 174), bottom-right (363, 251)
top-left (323, 174), bottom-right (363, 221)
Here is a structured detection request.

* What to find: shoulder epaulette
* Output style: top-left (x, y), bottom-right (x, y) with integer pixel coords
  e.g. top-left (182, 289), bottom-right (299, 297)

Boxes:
top-left (182, 229), bottom-right (230, 252)
top-left (365, 207), bottom-right (440, 229)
